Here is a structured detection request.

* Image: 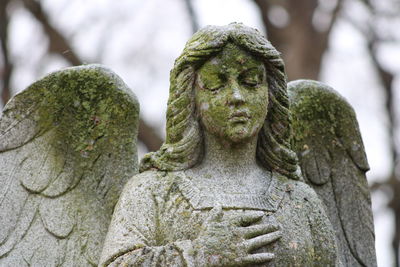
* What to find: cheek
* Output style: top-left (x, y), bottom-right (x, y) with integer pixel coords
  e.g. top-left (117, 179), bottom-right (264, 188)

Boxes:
top-left (198, 94), bottom-right (226, 117)
top-left (195, 92), bottom-right (208, 116)
top-left (249, 90), bottom-right (269, 116)
top-left (198, 102), bottom-right (209, 113)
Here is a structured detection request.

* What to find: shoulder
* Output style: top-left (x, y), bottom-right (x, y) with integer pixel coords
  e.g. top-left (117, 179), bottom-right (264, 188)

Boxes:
top-left (285, 180), bottom-right (331, 222)
top-left (275, 175), bottom-right (322, 207)
top-left (124, 170), bottom-right (162, 189)
top-left (289, 180), bottom-right (319, 201)
top-left (273, 173), bottom-right (317, 198)
top-left (119, 170), bottom-right (180, 200)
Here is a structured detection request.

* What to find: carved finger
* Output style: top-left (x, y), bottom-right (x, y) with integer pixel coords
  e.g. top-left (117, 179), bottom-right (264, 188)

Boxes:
top-left (239, 223), bottom-right (280, 239)
top-left (205, 205), bottom-right (224, 223)
top-left (243, 230), bottom-right (281, 252)
top-left (235, 253), bottom-right (275, 266)
top-left (230, 212), bottom-right (264, 226)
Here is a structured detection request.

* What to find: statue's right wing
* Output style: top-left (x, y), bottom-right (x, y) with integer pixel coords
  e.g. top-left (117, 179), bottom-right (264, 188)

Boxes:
top-left (288, 80), bottom-right (377, 267)
top-left (0, 65), bottom-right (139, 266)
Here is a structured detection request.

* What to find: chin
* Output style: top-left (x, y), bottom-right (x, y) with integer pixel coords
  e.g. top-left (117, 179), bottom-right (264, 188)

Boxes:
top-left (225, 127), bottom-right (257, 144)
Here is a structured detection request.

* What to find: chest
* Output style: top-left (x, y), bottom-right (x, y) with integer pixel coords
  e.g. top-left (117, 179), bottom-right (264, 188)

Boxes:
top-left (158, 191), bottom-right (316, 267)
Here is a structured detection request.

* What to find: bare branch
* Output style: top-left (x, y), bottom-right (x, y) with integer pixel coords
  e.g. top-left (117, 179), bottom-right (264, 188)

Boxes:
top-left (18, 0), bottom-right (164, 151)
top-left (21, 0), bottom-right (82, 65)
top-left (0, 0), bottom-right (13, 106)
top-left (356, 2), bottom-right (400, 262)
top-left (325, 0), bottom-right (344, 39)
top-left (138, 119), bottom-right (163, 152)
top-left (358, 0), bottom-right (373, 10)
top-left (368, 39), bottom-right (399, 265)
top-left (349, 2), bottom-right (400, 260)
top-left (253, 0), bottom-right (343, 80)
top-left (182, 0), bottom-right (199, 33)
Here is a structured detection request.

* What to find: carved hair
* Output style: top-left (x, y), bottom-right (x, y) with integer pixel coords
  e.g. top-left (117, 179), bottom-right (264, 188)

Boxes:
top-left (140, 23), bottom-right (300, 180)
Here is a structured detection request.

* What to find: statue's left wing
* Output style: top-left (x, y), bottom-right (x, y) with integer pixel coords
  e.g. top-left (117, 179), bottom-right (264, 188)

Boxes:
top-left (0, 65), bottom-right (139, 266)
top-left (288, 80), bottom-right (377, 267)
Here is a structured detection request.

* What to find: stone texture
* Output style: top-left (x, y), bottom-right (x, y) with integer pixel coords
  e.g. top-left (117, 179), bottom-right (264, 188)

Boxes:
top-left (0, 64), bottom-right (139, 266)
top-left (100, 171), bottom-right (337, 266)
top-left (288, 80), bottom-right (377, 267)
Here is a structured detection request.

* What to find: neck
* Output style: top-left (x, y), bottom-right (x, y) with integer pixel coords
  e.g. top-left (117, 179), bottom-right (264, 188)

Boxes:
top-left (197, 131), bottom-right (259, 177)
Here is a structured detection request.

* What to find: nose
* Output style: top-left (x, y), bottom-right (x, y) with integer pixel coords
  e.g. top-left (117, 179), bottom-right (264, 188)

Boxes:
top-left (228, 82), bottom-right (245, 106)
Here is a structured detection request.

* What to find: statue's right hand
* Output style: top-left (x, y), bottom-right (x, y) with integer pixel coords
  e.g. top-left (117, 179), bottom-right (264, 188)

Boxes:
top-left (192, 205), bottom-right (281, 266)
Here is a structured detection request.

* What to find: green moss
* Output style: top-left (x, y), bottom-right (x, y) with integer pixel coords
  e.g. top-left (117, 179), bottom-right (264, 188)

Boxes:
top-left (195, 43), bottom-right (269, 144)
top-left (288, 80), bottom-right (357, 153)
top-left (13, 65), bottom-right (139, 170)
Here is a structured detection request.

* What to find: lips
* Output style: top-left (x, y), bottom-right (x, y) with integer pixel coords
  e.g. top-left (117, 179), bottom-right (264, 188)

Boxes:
top-left (229, 110), bottom-right (250, 122)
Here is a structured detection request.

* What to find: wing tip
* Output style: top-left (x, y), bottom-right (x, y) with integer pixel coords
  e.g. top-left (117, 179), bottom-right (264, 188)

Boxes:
top-left (288, 79), bottom-right (352, 110)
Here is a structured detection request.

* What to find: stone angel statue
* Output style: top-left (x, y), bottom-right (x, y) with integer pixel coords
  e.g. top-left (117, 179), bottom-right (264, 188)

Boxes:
top-left (0, 23), bottom-right (376, 266)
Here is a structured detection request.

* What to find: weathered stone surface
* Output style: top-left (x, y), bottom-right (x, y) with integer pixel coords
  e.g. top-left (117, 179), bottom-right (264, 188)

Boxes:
top-left (100, 23), bottom-right (345, 267)
top-left (0, 64), bottom-right (139, 266)
top-left (288, 80), bottom-right (377, 267)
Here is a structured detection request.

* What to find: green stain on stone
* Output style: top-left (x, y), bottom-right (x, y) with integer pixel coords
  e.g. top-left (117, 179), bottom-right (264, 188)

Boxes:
top-left (288, 80), bottom-right (358, 153)
top-left (11, 64), bottom-right (139, 168)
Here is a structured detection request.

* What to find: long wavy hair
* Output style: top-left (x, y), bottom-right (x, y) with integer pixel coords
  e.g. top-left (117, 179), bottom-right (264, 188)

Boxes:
top-left (140, 23), bottom-right (300, 180)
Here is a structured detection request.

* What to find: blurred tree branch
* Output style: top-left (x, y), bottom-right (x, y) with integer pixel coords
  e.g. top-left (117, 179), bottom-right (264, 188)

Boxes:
top-left (369, 39), bottom-right (399, 266)
top-left (182, 0), bottom-right (199, 33)
top-left (253, 0), bottom-right (343, 80)
top-left (344, 0), bottom-right (399, 264)
top-left (0, 0), bottom-right (13, 106)
top-left (138, 119), bottom-right (163, 152)
top-left (19, 0), bottom-right (164, 152)
top-left (21, 0), bottom-right (82, 65)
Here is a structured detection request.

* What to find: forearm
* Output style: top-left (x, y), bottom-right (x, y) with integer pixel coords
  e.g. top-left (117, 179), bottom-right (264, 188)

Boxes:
top-left (105, 241), bottom-right (196, 267)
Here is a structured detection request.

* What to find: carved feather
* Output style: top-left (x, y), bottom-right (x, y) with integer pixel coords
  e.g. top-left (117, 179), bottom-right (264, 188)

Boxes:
top-left (288, 80), bottom-right (376, 267)
top-left (0, 65), bottom-right (139, 266)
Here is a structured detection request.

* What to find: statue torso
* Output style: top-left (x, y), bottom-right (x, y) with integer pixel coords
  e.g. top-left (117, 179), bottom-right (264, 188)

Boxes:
top-left (149, 171), bottom-right (336, 266)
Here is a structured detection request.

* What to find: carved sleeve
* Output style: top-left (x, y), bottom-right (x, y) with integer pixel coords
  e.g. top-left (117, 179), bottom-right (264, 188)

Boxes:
top-left (306, 185), bottom-right (339, 266)
top-left (99, 174), bottom-right (197, 267)
top-left (104, 241), bottom-right (197, 266)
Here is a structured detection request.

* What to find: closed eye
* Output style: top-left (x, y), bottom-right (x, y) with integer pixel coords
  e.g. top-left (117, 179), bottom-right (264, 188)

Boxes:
top-left (239, 69), bottom-right (263, 88)
top-left (241, 79), bottom-right (259, 87)
top-left (207, 85), bottom-right (223, 91)
top-left (197, 73), bottom-right (226, 91)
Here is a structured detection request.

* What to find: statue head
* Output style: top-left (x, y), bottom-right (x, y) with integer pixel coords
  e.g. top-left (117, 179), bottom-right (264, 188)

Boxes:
top-left (141, 23), bottom-right (300, 180)
top-left (195, 41), bottom-right (270, 146)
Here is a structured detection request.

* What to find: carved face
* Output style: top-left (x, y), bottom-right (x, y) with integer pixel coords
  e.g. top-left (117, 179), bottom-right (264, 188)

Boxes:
top-left (195, 43), bottom-right (269, 144)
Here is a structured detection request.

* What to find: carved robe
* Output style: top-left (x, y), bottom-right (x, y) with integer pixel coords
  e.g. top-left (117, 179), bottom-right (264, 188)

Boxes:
top-left (99, 171), bottom-right (338, 266)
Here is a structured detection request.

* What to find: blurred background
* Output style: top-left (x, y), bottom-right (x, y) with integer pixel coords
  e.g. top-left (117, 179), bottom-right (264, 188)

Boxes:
top-left (0, 0), bottom-right (399, 265)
